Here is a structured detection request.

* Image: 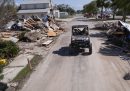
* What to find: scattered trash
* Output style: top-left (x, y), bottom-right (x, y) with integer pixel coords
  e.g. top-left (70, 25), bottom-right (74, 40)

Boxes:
top-left (9, 37), bottom-right (19, 43)
top-left (0, 59), bottom-right (7, 65)
top-left (8, 82), bottom-right (18, 88)
top-left (119, 55), bottom-right (130, 61)
top-left (124, 73), bottom-right (130, 80)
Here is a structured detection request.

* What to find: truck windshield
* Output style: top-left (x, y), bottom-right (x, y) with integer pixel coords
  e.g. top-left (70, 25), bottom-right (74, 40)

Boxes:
top-left (72, 28), bottom-right (87, 35)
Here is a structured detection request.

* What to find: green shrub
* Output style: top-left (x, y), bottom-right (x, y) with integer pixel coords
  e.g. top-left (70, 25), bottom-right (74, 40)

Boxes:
top-left (0, 40), bottom-right (20, 59)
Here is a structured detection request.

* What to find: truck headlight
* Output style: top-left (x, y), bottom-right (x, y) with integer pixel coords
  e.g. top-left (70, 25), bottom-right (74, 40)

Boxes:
top-left (72, 38), bottom-right (75, 41)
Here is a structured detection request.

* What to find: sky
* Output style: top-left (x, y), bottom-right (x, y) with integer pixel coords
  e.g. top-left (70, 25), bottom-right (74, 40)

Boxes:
top-left (15, 0), bottom-right (92, 10)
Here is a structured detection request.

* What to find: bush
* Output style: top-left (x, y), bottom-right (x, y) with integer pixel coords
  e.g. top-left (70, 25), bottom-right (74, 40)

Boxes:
top-left (0, 40), bottom-right (20, 59)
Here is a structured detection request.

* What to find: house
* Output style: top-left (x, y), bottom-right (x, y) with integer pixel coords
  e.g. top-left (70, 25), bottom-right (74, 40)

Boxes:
top-left (60, 12), bottom-right (68, 18)
top-left (17, 0), bottom-right (51, 19)
top-left (53, 10), bottom-right (60, 18)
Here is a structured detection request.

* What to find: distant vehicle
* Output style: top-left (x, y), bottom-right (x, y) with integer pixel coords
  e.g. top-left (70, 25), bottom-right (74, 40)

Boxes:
top-left (84, 13), bottom-right (93, 18)
top-left (97, 13), bottom-right (111, 19)
top-left (69, 25), bottom-right (92, 55)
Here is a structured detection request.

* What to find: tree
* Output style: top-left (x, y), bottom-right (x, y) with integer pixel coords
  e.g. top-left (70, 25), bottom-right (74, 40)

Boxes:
top-left (93, 0), bottom-right (130, 21)
top-left (0, 40), bottom-right (20, 59)
top-left (110, 0), bottom-right (118, 19)
top-left (96, 0), bottom-right (110, 19)
top-left (77, 10), bottom-right (82, 14)
top-left (0, 0), bottom-right (17, 29)
top-left (118, 0), bottom-right (130, 22)
top-left (111, 0), bottom-right (130, 21)
top-left (83, 1), bottom-right (98, 14)
top-left (56, 4), bottom-right (76, 15)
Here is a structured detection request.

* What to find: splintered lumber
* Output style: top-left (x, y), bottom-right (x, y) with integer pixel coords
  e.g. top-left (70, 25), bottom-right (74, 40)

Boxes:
top-left (25, 18), bottom-right (37, 27)
top-left (23, 27), bottom-right (33, 31)
top-left (26, 18), bottom-right (36, 23)
top-left (26, 19), bottom-right (37, 25)
top-left (1, 32), bottom-right (13, 38)
top-left (42, 40), bottom-right (53, 46)
top-left (55, 30), bottom-right (63, 35)
top-left (24, 22), bottom-right (34, 29)
top-left (47, 30), bottom-right (57, 37)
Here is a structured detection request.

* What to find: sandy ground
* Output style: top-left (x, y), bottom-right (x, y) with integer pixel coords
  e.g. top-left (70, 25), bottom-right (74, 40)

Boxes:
top-left (20, 17), bottom-right (130, 91)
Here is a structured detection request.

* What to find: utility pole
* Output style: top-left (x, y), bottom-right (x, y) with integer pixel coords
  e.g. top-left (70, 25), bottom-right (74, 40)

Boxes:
top-left (50, 0), bottom-right (54, 18)
top-left (50, 0), bottom-right (52, 9)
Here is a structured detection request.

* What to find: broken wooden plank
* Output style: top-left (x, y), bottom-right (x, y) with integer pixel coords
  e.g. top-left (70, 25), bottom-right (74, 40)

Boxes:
top-left (42, 40), bottom-right (53, 46)
top-left (47, 30), bottom-right (57, 37)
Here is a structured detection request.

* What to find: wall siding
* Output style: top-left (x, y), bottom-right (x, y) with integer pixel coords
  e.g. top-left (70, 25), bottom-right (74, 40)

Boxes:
top-left (21, 3), bottom-right (49, 10)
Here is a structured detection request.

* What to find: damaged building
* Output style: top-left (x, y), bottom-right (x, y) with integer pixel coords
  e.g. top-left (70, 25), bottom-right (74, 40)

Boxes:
top-left (17, 0), bottom-right (60, 19)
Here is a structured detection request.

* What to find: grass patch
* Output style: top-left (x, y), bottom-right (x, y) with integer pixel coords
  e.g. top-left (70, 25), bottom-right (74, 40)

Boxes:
top-left (13, 55), bottom-right (42, 82)
top-left (13, 65), bottom-right (31, 82)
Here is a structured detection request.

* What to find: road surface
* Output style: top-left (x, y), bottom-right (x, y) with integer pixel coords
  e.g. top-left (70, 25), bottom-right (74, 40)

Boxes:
top-left (20, 17), bottom-right (130, 91)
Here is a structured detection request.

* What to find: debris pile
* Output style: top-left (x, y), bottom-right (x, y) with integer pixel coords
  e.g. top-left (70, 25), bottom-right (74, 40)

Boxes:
top-left (24, 30), bottom-right (44, 42)
top-left (95, 21), bottom-right (113, 30)
top-left (0, 15), bottom-right (65, 46)
top-left (106, 21), bottom-right (130, 41)
top-left (106, 21), bottom-right (130, 51)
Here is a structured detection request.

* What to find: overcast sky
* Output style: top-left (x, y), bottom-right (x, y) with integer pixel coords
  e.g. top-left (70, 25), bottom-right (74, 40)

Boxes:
top-left (15, 0), bottom-right (92, 10)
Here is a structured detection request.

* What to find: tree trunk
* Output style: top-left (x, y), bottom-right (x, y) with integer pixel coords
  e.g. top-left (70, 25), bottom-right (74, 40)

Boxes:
top-left (101, 6), bottom-right (103, 19)
top-left (112, 8), bottom-right (117, 20)
top-left (113, 14), bottom-right (115, 20)
top-left (122, 10), bottom-right (126, 22)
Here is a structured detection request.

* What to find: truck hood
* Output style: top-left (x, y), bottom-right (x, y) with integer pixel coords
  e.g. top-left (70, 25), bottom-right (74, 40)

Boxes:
top-left (72, 35), bottom-right (89, 41)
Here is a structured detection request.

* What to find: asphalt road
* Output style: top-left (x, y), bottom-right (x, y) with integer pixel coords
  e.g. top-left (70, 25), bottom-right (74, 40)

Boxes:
top-left (20, 17), bottom-right (130, 91)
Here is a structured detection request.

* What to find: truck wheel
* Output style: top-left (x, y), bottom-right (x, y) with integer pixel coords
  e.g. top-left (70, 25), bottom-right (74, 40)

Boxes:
top-left (89, 43), bottom-right (92, 54)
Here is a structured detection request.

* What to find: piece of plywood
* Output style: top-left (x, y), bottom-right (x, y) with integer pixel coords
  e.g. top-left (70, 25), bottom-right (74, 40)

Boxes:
top-left (42, 40), bottom-right (53, 46)
top-left (47, 31), bottom-right (57, 37)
